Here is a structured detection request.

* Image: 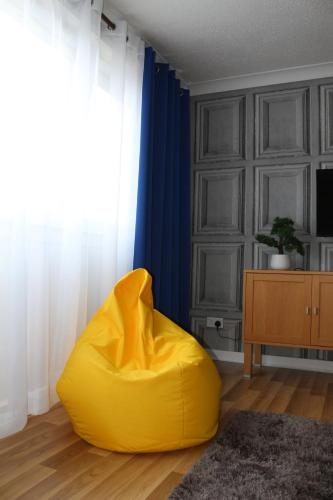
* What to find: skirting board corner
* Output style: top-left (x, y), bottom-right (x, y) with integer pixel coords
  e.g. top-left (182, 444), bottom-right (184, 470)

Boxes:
top-left (207, 349), bottom-right (333, 374)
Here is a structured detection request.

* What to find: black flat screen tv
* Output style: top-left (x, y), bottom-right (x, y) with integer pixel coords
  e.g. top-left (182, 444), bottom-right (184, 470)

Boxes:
top-left (317, 169), bottom-right (333, 236)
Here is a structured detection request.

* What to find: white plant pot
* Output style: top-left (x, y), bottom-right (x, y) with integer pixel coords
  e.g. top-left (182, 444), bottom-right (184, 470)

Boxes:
top-left (270, 254), bottom-right (291, 270)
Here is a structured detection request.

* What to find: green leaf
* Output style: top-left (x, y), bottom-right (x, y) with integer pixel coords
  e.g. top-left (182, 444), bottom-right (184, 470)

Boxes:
top-left (255, 217), bottom-right (304, 256)
top-left (255, 234), bottom-right (279, 248)
top-left (270, 217), bottom-right (304, 255)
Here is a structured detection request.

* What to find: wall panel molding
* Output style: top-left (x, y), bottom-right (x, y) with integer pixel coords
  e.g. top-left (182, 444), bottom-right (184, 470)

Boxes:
top-left (320, 162), bottom-right (333, 169)
top-left (191, 316), bottom-right (242, 352)
top-left (194, 168), bottom-right (245, 235)
top-left (255, 88), bottom-right (309, 158)
top-left (320, 243), bottom-right (333, 271)
top-left (253, 242), bottom-right (311, 270)
top-left (191, 76), bottom-right (333, 360)
top-left (192, 242), bottom-right (244, 311)
top-left (254, 163), bottom-right (310, 233)
top-left (195, 96), bottom-right (245, 162)
top-left (320, 84), bottom-right (333, 154)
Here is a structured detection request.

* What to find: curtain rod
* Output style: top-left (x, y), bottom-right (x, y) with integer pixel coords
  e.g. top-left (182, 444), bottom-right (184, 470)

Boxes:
top-left (91, 1), bottom-right (116, 30)
top-left (101, 12), bottom-right (116, 31)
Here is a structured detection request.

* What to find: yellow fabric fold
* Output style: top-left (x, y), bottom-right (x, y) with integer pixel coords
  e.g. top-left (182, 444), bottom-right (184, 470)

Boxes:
top-left (57, 268), bottom-right (221, 452)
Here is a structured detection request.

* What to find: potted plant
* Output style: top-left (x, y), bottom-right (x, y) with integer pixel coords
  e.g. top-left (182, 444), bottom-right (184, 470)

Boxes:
top-left (255, 217), bottom-right (304, 270)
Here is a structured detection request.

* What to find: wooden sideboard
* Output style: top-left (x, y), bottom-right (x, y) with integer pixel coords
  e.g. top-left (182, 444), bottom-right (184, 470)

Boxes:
top-left (243, 270), bottom-right (333, 377)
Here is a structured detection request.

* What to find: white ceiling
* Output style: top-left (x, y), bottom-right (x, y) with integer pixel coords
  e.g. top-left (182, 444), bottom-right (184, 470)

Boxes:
top-left (106, 0), bottom-right (333, 85)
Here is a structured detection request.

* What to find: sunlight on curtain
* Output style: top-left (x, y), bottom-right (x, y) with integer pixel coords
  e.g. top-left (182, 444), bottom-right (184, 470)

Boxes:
top-left (0, 0), bottom-right (144, 437)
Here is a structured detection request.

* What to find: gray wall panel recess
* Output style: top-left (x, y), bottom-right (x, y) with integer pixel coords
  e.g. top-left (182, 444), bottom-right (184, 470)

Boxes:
top-left (191, 77), bottom-right (333, 361)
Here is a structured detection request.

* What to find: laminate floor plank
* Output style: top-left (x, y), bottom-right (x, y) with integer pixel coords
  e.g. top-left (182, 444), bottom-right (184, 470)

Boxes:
top-left (220, 373), bottom-right (241, 397)
top-left (25, 404), bottom-right (62, 429)
top-left (0, 429), bottom-right (78, 487)
top-left (42, 440), bottom-right (92, 469)
top-left (248, 368), bottom-right (276, 391)
top-left (311, 372), bottom-right (330, 396)
top-left (222, 378), bottom-right (252, 402)
top-left (112, 449), bottom-right (190, 500)
top-left (0, 465), bottom-right (54, 500)
top-left (232, 389), bottom-right (260, 411)
top-left (48, 453), bottom-right (133, 500)
top-left (304, 394), bottom-right (326, 420)
top-left (79, 454), bottom-right (159, 500)
top-left (1, 362), bottom-right (332, 500)
top-left (17, 451), bottom-right (104, 500)
top-left (0, 422), bottom-right (56, 454)
top-left (145, 472), bottom-right (183, 500)
top-left (0, 422), bottom-right (74, 468)
top-left (250, 381), bottom-right (282, 412)
top-left (173, 443), bottom-right (208, 475)
top-left (321, 382), bottom-right (333, 421)
top-left (42, 406), bottom-right (70, 426)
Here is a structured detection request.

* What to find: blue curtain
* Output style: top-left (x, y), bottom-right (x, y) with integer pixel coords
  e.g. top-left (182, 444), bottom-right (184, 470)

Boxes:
top-left (134, 47), bottom-right (191, 330)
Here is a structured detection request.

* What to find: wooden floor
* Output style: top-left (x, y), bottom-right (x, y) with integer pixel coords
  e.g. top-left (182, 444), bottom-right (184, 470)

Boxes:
top-left (1, 362), bottom-right (333, 500)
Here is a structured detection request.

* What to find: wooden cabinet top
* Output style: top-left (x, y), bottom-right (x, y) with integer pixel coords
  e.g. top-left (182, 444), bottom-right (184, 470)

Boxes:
top-left (244, 269), bottom-right (333, 276)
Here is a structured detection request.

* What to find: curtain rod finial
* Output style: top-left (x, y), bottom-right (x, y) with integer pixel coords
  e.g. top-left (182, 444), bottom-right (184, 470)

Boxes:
top-left (101, 13), bottom-right (116, 31)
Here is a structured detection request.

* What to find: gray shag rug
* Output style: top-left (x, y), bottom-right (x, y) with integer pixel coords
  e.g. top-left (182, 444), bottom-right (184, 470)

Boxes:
top-left (169, 411), bottom-right (333, 500)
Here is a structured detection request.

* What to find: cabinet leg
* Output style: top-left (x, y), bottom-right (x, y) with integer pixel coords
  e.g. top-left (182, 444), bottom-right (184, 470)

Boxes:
top-left (254, 344), bottom-right (262, 367)
top-left (244, 343), bottom-right (253, 379)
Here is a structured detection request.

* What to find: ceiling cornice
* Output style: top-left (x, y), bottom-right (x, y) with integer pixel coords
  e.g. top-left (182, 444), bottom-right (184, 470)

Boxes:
top-left (190, 61), bottom-right (333, 95)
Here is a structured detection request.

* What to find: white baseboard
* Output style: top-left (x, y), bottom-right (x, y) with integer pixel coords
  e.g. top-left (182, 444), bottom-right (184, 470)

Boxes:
top-left (207, 349), bottom-right (333, 374)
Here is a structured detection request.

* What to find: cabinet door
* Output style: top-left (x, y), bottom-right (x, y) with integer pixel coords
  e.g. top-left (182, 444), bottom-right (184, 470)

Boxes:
top-left (244, 273), bottom-right (312, 345)
top-left (311, 276), bottom-right (333, 347)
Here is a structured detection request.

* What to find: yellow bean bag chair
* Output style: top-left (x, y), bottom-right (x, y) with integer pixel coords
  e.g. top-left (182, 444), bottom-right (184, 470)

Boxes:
top-left (57, 268), bottom-right (221, 452)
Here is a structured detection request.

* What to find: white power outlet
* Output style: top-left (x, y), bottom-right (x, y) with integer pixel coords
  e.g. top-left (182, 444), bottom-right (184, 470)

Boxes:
top-left (206, 317), bottom-right (224, 329)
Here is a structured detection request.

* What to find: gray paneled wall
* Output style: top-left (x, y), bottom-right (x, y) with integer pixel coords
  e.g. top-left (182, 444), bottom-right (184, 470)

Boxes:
top-left (190, 77), bottom-right (333, 360)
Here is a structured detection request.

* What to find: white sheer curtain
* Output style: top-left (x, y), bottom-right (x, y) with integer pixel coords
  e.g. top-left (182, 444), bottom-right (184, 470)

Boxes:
top-left (0, 0), bottom-right (144, 437)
